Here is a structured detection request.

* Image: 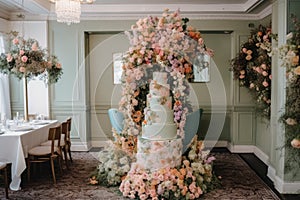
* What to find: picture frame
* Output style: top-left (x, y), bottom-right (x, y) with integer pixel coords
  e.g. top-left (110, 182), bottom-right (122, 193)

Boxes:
top-left (191, 53), bottom-right (210, 82)
top-left (113, 53), bottom-right (123, 84)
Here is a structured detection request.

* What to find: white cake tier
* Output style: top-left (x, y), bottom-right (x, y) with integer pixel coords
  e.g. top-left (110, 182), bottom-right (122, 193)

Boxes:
top-left (136, 136), bottom-right (182, 171)
top-left (150, 109), bottom-right (174, 124)
top-left (149, 80), bottom-right (170, 97)
top-left (142, 122), bottom-right (177, 140)
top-left (152, 72), bottom-right (168, 85)
top-left (147, 94), bottom-right (172, 109)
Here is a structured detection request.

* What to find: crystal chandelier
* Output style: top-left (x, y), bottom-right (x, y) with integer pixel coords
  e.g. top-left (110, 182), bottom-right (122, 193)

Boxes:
top-left (50, 0), bottom-right (95, 25)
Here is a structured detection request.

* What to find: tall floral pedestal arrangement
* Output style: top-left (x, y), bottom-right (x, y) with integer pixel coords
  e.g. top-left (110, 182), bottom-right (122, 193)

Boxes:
top-left (0, 31), bottom-right (63, 120)
top-left (90, 9), bottom-right (219, 199)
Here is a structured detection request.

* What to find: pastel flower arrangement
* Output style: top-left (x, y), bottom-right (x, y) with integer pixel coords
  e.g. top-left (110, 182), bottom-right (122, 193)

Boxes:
top-left (230, 25), bottom-right (273, 119)
top-left (119, 137), bottom-right (218, 200)
top-left (278, 14), bottom-right (300, 154)
top-left (0, 31), bottom-right (62, 84)
top-left (89, 141), bottom-right (134, 186)
top-left (118, 9), bottom-right (213, 153)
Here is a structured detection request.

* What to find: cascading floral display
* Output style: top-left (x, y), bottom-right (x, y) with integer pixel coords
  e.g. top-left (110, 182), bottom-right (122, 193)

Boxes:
top-left (230, 25), bottom-right (273, 119)
top-left (118, 9), bottom-right (213, 154)
top-left (90, 9), bottom-right (219, 199)
top-left (0, 32), bottom-right (62, 84)
top-left (278, 14), bottom-right (300, 160)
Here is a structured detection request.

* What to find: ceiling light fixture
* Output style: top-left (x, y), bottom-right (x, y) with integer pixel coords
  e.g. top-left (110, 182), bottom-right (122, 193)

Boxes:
top-left (50, 0), bottom-right (95, 25)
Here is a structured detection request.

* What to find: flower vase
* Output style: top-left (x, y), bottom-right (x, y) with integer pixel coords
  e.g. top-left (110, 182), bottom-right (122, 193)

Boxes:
top-left (23, 76), bottom-right (29, 122)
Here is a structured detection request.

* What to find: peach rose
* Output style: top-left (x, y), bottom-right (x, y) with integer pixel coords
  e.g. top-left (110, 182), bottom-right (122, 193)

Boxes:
top-left (250, 83), bottom-right (255, 89)
top-left (294, 66), bottom-right (300, 75)
top-left (291, 138), bottom-right (300, 149)
top-left (246, 55), bottom-right (252, 61)
top-left (56, 63), bottom-right (62, 69)
top-left (246, 50), bottom-right (253, 55)
top-left (285, 118), bottom-right (297, 126)
top-left (19, 66), bottom-right (26, 73)
top-left (292, 56), bottom-right (299, 66)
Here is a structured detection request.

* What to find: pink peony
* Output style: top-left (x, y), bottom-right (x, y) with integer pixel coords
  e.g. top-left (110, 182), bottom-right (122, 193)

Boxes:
top-left (21, 55), bottom-right (28, 63)
top-left (291, 138), bottom-right (300, 149)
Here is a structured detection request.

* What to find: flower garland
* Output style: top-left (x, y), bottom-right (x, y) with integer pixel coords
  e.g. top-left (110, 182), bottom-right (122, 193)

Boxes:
top-left (118, 9), bottom-right (213, 153)
top-left (0, 32), bottom-right (62, 84)
top-left (278, 14), bottom-right (300, 168)
top-left (230, 25), bottom-right (273, 119)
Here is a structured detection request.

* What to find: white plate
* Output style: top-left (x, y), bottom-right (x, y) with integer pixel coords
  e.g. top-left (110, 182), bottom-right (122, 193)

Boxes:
top-left (32, 120), bottom-right (50, 125)
top-left (10, 126), bottom-right (34, 132)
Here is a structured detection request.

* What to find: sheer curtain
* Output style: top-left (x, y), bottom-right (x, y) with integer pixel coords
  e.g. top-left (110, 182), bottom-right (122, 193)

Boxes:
top-left (0, 33), bottom-right (11, 119)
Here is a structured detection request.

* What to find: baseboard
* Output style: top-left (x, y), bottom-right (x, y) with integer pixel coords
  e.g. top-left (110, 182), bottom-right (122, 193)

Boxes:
top-left (71, 141), bottom-right (92, 151)
top-left (91, 140), bottom-right (111, 147)
top-left (203, 140), bottom-right (228, 148)
top-left (268, 165), bottom-right (300, 194)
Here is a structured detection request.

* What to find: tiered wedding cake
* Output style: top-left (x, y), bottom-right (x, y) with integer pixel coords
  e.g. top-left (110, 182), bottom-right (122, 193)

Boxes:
top-left (136, 72), bottom-right (182, 171)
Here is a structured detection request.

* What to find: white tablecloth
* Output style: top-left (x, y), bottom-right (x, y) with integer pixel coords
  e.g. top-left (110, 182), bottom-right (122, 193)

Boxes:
top-left (0, 120), bottom-right (59, 190)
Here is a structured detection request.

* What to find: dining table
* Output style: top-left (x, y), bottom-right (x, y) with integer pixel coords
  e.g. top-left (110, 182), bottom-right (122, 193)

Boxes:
top-left (0, 120), bottom-right (59, 191)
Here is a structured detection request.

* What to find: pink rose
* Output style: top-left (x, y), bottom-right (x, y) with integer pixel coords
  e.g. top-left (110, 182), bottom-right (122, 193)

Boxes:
top-left (19, 66), bottom-right (26, 73)
top-left (262, 71), bottom-right (268, 76)
top-left (6, 53), bottom-right (13, 62)
top-left (19, 50), bottom-right (25, 55)
top-left (269, 75), bottom-right (272, 80)
top-left (242, 48), bottom-right (247, 53)
top-left (239, 74), bottom-right (245, 79)
top-left (291, 138), bottom-right (300, 149)
top-left (262, 81), bottom-right (269, 87)
top-left (21, 55), bottom-right (28, 63)
top-left (13, 38), bottom-right (19, 44)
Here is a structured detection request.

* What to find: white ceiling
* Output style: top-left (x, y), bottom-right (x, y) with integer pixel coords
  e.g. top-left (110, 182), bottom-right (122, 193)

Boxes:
top-left (0, 0), bottom-right (273, 21)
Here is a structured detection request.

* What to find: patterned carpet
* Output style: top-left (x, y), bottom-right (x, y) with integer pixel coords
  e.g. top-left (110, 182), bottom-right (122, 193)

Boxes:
top-left (0, 151), bottom-right (281, 200)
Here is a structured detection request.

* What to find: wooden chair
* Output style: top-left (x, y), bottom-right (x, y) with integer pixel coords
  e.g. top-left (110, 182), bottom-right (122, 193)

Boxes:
top-left (0, 162), bottom-right (8, 199)
top-left (66, 118), bottom-right (72, 163)
top-left (27, 125), bottom-right (62, 184)
top-left (40, 121), bottom-right (69, 169)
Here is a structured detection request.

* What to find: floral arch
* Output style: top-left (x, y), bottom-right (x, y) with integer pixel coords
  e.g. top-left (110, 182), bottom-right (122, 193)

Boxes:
top-left (116, 9), bottom-right (213, 154)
